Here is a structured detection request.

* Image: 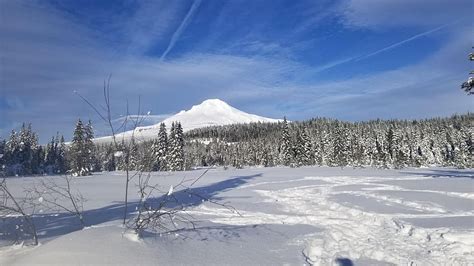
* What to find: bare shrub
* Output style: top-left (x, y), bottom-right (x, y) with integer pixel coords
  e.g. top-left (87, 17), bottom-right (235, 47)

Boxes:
top-left (0, 178), bottom-right (39, 245)
top-left (27, 175), bottom-right (85, 226)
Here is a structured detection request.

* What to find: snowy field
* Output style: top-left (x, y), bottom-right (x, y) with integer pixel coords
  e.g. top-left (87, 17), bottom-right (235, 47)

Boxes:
top-left (1, 167), bottom-right (473, 265)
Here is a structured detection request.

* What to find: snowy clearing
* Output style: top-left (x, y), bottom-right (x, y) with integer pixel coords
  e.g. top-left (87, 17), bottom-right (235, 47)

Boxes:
top-left (1, 167), bottom-right (473, 265)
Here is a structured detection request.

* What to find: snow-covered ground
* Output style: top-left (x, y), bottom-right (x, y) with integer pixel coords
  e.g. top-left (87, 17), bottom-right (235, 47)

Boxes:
top-left (1, 167), bottom-right (473, 265)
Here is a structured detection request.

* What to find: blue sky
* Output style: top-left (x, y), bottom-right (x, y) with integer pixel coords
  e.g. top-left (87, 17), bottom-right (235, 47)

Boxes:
top-left (1, 0), bottom-right (473, 141)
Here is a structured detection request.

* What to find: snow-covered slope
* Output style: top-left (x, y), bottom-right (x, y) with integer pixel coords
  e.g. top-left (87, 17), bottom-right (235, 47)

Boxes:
top-left (95, 99), bottom-right (280, 143)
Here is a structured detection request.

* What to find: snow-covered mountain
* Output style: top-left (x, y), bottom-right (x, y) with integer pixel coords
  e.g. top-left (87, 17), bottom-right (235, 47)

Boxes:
top-left (95, 99), bottom-right (281, 143)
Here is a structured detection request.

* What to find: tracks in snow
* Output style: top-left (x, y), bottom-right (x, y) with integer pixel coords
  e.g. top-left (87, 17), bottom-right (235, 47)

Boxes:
top-left (191, 175), bottom-right (474, 265)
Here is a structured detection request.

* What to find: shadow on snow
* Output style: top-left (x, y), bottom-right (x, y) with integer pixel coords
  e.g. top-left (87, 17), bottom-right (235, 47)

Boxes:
top-left (0, 173), bottom-right (261, 246)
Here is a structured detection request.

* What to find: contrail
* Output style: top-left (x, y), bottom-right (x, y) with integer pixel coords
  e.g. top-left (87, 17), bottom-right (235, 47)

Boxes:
top-left (311, 20), bottom-right (459, 74)
top-left (160, 0), bottom-right (202, 61)
top-left (355, 20), bottom-right (460, 62)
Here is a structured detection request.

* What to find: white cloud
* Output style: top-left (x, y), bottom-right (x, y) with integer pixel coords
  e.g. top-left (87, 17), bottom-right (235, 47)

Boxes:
top-left (1, 0), bottom-right (472, 141)
top-left (0, 1), bottom-right (304, 140)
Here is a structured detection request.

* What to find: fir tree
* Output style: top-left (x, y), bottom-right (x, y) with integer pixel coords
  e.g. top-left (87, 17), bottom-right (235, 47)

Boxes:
top-left (57, 135), bottom-right (68, 173)
top-left (294, 129), bottom-right (313, 166)
top-left (44, 137), bottom-right (56, 174)
top-left (332, 123), bottom-right (350, 167)
top-left (83, 120), bottom-right (96, 172)
top-left (70, 119), bottom-right (89, 176)
top-left (0, 138), bottom-right (5, 176)
top-left (5, 130), bottom-right (20, 175)
top-left (168, 122), bottom-right (185, 171)
top-left (12, 123), bottom-right (40, 175)
top-left (152, 123), bottom-right (168, 171)
top-left (279, 117), bottom-right (293, 166)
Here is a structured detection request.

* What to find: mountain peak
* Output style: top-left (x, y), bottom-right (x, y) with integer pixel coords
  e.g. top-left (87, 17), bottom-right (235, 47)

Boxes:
top-left (192, 99), bottom-right (232, 110)
top-left (200, 98), bottom-right (228, 105)
top-left (94, 99), bottom-right (281, 143)
top-left (162, 99), bottom-right (280, 132)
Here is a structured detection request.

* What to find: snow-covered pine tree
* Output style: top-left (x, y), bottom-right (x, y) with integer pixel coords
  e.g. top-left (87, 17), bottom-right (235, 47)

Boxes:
top-left (44, 137), bottom-right (56, 174)
top-left (102, 143), bottom-right (116, 171)
top-left (332, 122), bottom-right (350, 167)
top-left (153, 123), bottom-right (168, 171)
top-left (454, 127), bottom-right (473, 168)
top-left (279, 117), bottom-right (293, 166)
top-left (385, 126), bottom-right (396, 167)
top-left (70, 119), bottom-right (89, 176)
top-left (83, 120), bottom-right (97, 172)
top-left (115, 140), bottom-right (127, 171)
top-left (16, 123), bottom-right (39, 175)
top-left (4, 130), bottom-right (20, 175)
top-left (393, 130), bottom-right (410, 169)
top-left (374, 135), bottom-right (388, 168)
top-left (57, 135), bottom-right (68, 173)
top-left (167, 122), bottom-right (176, 170)
top-left (315, 129), bottom-right (330, 166)
top-left (294, 128), bottom-right (313, 166)
top-left (175, 122), bottom-right (185, 170)
top-left (0, 138), bottom-right (5, 175)
top-left (167, 122), bottom-right (185, 171)
top-left (128, 138), bottom-right (139, 170)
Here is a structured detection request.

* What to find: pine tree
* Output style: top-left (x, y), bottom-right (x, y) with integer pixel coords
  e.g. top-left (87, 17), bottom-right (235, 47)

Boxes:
top-left (57, 135), bottom-right (68, 173)
top-left (294, 129), bottom-right (313, 166)
top-left (386, 126), bottom-right (395, 166)
top-left (332, 123), bottom-right (350, 167)
top-left (167, 122), bottom-right (185, 171)
top-left (116, 140), bottom-right (127, 171)
top-left (44, 137), bottom-right (56, 174)
top-left (5, 130), bottom-right (20, 175)
top-left (0, 138), bottom-right (5, 176)
top-left (102, 143), bottom-right (116, 171)
top-left (70, 119), bottom-right (89, 176)
top-left (393, 130), bottom-right (409, 169)
top-left (14, 123), bottom-right (39, 175)
top-left (175, 122), bottom-right (185, 170)
top-left (301, 129), bottom-right (313, 165)
top-left (279, 117), bottom-right (293, 166)
top-left (152, 123), bottom-right (168, 171)
top-left (316, 129), bottom-right (330, 166)
top-left (454, 128), bottom-right (473, 168)
top-left (83, 120), bottom-right (96, 172)
top-left (167, 122), bottom-right (176, 170)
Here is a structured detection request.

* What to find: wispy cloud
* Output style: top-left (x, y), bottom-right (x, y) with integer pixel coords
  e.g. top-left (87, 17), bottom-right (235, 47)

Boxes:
top-left (1, 0), bottom-right (471, 142)
top-left (160, 0), bottom-right (202, 60)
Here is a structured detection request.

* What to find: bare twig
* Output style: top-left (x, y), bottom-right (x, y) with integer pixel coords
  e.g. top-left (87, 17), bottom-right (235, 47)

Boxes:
top-left (27, 176), bottom-right (85, 226)
top-left (0, 178), bottom-right (39, 245)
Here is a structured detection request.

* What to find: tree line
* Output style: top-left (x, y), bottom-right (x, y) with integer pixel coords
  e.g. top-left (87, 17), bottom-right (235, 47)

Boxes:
top-left (0, 123), bottom-right (67, 176)
top-left (0, 120), bottom-right (187, 176)
top-left (1, 113), bottom-right (472, 177)
top-left (184, 114), bottom-right (473, 169)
